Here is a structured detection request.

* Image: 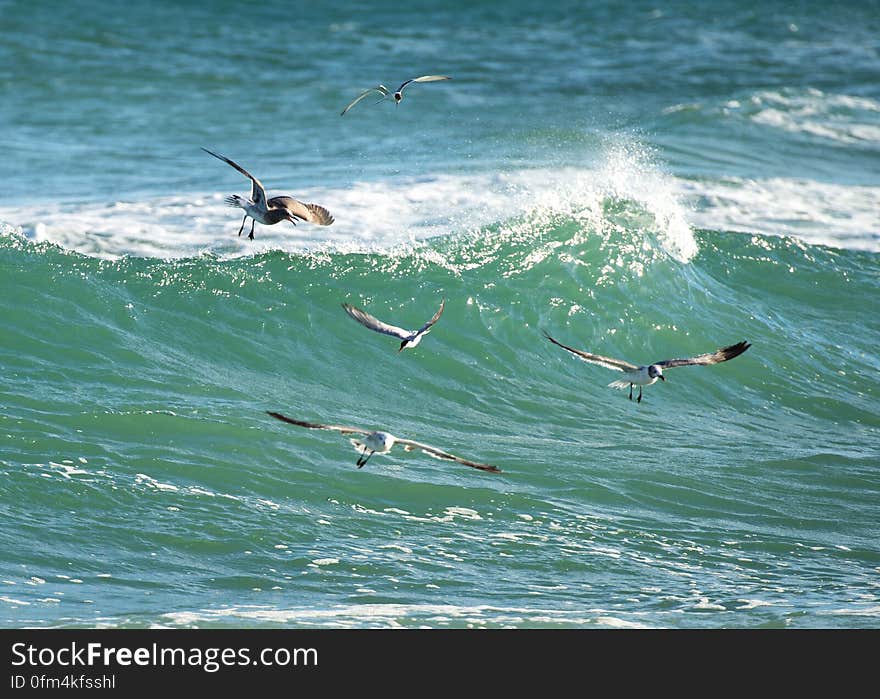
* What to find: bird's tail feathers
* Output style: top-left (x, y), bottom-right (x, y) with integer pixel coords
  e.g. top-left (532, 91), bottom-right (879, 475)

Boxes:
top-left (608, 379), bottom-right (631, 390)
top-left (225, 195), bottom-right (244, 208)
top-left (349, 438), bottom-right (368, 454)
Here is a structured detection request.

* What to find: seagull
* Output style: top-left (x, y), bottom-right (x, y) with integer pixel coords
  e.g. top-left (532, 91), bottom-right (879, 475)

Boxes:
top-left (340, 75), bottom-right (452, 116)
top-left (342, 298), bottom-right (445, 352)
top-left (202, 147), bottom-right (333, 240)
top-left (542, 330), bottom-right (751, 403)
top-left (266, 412), bottom-right (501, 473)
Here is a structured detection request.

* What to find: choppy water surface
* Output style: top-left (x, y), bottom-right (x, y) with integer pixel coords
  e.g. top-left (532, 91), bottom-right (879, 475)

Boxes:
top-left (1, 0), bottom-right (878, 628)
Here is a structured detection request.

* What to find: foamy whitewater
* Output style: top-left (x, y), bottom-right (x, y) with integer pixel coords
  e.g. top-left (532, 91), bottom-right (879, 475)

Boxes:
top-left (1, 0), bottom-right (878, 629)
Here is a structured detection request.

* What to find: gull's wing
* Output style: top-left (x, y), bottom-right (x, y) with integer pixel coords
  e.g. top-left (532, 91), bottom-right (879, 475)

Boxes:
top-left (342, 303), bottom-right (411, 340)
top-left (398, 75), bottom-right (452, 93)
top-left (542, 330), bottom-right (638, 372)
top-left (341, 85), bottom-right (389, 116)
top-left (416, 298), bottom-right (445, 335)
top-left (395, 437), bottom-right (501, 473)
top-left (654, 341), bottom-right (751, 369)
top-left (266, 412), bottom-right (369, 436)
top-left (268, 196), bottom-right (334, 225)
top-left (202, 147), bottom-right (267, 208)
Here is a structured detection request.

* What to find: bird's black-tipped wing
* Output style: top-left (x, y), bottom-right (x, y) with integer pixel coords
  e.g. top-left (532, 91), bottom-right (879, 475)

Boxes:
top-left (341, 303), bottom-right (411, 340)
top-left (416, 298), bottom-right (445, 335)
top-left (340, 85), bottom-right (389, 115)
top-left (542, 330), bottom-right (638, 372)
top-left (398, 75), bottom-right (452, 93)
top-left (268, 197), bottom-right (334, 225)
top-left (267, 412), bottom-right (368, 436)
top-left (395, 437), bottom-right (501, 473)
top-left (202, 147), bottom-right (267, 208)
top-left (655, 341), bottom-right (752, 369)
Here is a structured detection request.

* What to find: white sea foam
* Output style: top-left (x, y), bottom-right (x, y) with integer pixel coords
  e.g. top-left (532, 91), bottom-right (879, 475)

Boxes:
top-left (746, 89), bottom-right (880, 145)
top-left (47, 461), bottom-right (90, 479)
top-left (161, 603), bottom-right (652, 628)
top-left (134, 473), bottom-right (179, 492)
top-left (1, 179), bottom-right (511, 260)
top-left (826, 605), bottom-right (880, 617)
top-left (0, 596), bottom-right (30, 606)
top-left (442, 506), bottom-right (482, 521)
top-left (0, 140), bottom-right (700, 262)
top-left (679, 176), bottom-right (880, 251)
top-left (692, 597), bottom-right (726, 611)
top-left (666, 88), bottom-right (880, 146)
top-left (2, 142), bottom-right (875, 259)
top-left (594, 616), bottom-right (648, 629)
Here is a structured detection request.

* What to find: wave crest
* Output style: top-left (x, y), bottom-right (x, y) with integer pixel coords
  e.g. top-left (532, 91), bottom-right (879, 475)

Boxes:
top-left (0, 139), bottom-right (698, 264)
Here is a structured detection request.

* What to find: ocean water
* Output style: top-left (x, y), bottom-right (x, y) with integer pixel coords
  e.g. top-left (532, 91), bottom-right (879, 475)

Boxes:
top-left (1, 0), bottom-right (878, 628)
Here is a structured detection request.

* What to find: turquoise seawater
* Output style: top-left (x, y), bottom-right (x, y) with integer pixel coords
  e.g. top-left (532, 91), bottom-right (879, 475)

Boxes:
top-left (1, 0), bottom-right (878, 628)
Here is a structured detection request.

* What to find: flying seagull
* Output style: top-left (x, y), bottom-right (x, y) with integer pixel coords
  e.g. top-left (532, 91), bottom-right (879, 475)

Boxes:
top-left (342, 298), bottom-right (445, 352)
top-left (543, 330), bottom-right (751, 403)
top-left (202, 147), bottom-right (333, 240)
top-left (340, 75), bottom-right (452, 116)
top-left (266, 412), bottom-right (501, 473)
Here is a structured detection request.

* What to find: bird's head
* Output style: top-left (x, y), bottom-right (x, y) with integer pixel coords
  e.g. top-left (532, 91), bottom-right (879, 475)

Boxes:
top-left (263, 209), bottom-right (295, 226)
top-left (393, 92), bottom-right (403, 103)
top-left (648, 365), bottom-right (666, 381)
top-left (379, 432), bottom-right (396, 451)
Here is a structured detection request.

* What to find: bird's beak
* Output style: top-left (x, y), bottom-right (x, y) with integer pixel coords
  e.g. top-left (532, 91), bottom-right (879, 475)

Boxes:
top-left (659, 375), bottom-right (666, 382)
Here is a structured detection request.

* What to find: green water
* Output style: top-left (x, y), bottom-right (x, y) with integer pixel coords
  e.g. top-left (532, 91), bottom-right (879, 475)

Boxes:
top-left (1, 220), bottom-right (878, 628)
top-left (2, 0), bottom-right (878, 628)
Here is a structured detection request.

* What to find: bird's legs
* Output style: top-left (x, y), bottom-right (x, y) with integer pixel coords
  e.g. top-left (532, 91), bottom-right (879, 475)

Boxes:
top-left (637, 386), bottom-right (643, 403)
top-left (237, 214), bottom-right (248, 237)
top-left (628, 384), bottom-right (633, 401)
top-left (248, 218), bottom-right (256, 240)
top-left (356, 450), bottom-right (375, 469)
